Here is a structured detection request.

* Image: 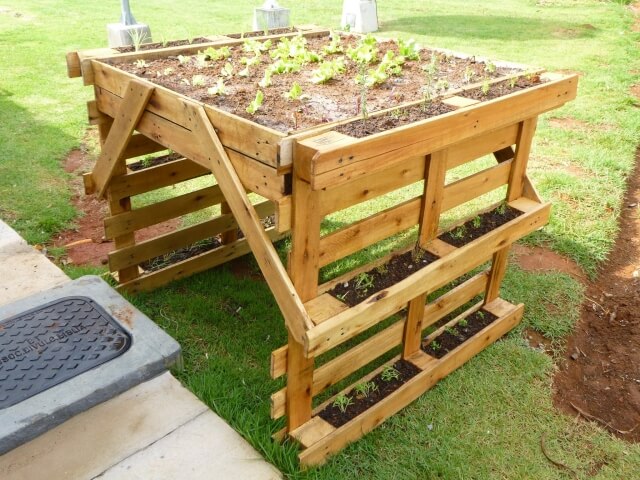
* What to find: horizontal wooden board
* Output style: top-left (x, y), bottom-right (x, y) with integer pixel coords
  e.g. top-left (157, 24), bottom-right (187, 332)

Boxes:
top-left (117, 226), bottom-right (283, 293)
top-left (297, 299), bottom-right (524, 466)
top-left (304, 200), bottom-right (550, 357)
top-left (95, 86), bottom-right (286, 200)
top-left (108, 200), bottom-right (275, 271)
top-left (104, 184), bottom-right (225, 239)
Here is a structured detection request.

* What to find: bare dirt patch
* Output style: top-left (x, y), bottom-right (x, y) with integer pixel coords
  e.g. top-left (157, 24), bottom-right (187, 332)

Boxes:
top-left (631, 84), bottom-right (640, 102)
top-left (512, 244), bottom-right (583, 279)
top-left (53, 140), bottom-right (179, 266)
top-left (554, 147), bottom-right (640, 442)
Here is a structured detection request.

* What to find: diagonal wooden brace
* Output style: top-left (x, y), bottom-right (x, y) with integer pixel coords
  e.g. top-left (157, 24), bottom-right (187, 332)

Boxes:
top-left (190, 105), bottom-right (314, 346)
top-left (92, 79), bottom-right (154, 198)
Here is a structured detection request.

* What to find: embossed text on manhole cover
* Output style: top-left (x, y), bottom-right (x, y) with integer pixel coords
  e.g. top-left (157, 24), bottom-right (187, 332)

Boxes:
top-left (0, 297), bottom-right (131, 409)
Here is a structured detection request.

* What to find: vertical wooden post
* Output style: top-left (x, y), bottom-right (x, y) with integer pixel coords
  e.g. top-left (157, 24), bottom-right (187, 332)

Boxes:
top-left (286, 162), bottom-right (322, 431)
top-left (507, 117), bottom-right (538, 202)
top-left (418, 150), bottom-right (447, 247)
top-left (485, 246), bottom-right (510, 303)
top-left (402, 292), bottom-right (428, 358)
top-left (220, 201), bottom-right (238, 245)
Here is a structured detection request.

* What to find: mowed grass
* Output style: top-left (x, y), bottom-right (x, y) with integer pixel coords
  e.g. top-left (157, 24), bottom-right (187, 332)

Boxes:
top-left (2, 0), bottom-right (640, 478)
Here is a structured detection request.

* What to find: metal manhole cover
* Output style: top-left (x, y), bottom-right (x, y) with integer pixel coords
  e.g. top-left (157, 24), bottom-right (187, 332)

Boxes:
top-left (0, 296), bottom-right (131, 409)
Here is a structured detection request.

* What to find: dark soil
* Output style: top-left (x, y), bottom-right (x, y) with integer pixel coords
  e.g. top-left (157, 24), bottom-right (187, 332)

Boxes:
top-left (318, 359), bottom-right (421, 428)
top-left (329, 248), bottom-right (439, 307)
top-left (422, 308), bottom-right (498, 358)
top-left (113, 34), bottom-right (520, 132)
top-left (554, 147), bottom-right (640, 441)
top-left (115, 37), bottom-right (212, 53)
top-left (334, 101), bottom-right (455, 138)
top-left (461, 76), bottom-right (544, 101)
top-left (127, 151), bottom-right (181, 171)
top-left (439, 204), bottom-right (523, 248)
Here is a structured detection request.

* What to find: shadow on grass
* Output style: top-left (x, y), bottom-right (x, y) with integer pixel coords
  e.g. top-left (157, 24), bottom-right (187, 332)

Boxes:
top-left (0, 88), bottom-right (77, 243)
top-left (382, 15), bottom-right (598, 41)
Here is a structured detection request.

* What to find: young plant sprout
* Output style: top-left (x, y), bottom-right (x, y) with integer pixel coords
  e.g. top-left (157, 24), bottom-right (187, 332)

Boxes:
top-left (452, 225), bottom-right (466, 239)
top-left (472, 216), bottom-right (482, 228)
top-left (323, 31), bottom-right (343, 55)
top-left (135, 59), bottom-right (147, 69)
top-left (355, 272), bottom-right (374, 292)
top-left (128, 29), bottom-right (150, 52)
top-left (458, 318), bottom-right (468, 328)
top-left (411, 245), bottom-right (425, 263)
top-left (332, 393), bottom-right (354, 413)
top-left (354, 381), bottom-right (378, 398)
top-left (445, 326), bottom-right (459, 336)
top-left (463, 65), bottom-right (475, 84)
top-left (207, 78), bottom-right (226, 96)
top-left (497, 203), bottom-right (508, 215)
top-left (246, 90), bottom-right (264, 115)
top-left (375, 263), bottom-right (388, 275)
top-left (194, 53), bottom-right (207, 69)
top-left (283, 82), bottom-right (302, 101)
top-left (481, 80), bottom-right (491, 96)
top-left (258, 69), bottom-right (272, 88)
top-left (509, 76), bottom-right (518, 89)
top-left (381, 365), bottom-right (400, 382)
top-left (484, 61), bottom-right (496, 74)
top-left (477, 310), bottom-right (486, 319)
top-left (220, 62), bottom-right (234, 77)
top-left (430, 340), bottom-right (441, 351)
top-left (191, 74), bottom-right (206, 87)
top-left (177, 55), bottom-right (190, 65)
top-left (397, 38), bottom-right (420, 61)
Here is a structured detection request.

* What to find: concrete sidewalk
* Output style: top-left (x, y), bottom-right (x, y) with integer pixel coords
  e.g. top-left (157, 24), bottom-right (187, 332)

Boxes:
top-left (0, 220), bottom-right (282, 480)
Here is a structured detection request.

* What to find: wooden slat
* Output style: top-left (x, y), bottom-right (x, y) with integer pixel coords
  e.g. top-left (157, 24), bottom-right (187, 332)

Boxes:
top-left (104, 184), bottom-right (225, 239)
top-left (304, 201), bottom-right (550, 357)
top-left (298, 300), bottom-right (524, 467)
top-left (441, 160), bottom-right (512, 212)
top-left (419, 151), bottom-right (447, 245)
top-left (118, 226), bottom-right (282, 293)
top-left (220, 202), bottom-right (238, 245)
top-left (92, 61), bottom-right (284, 167)
top-left (299, 75), bottom-right (577, 187)
top-left (485, 246), bottom-right (510, 302)
top-left (318, 196), bottom-right (421, 268)
top-left (191, 104), bottom-right (313, 340)
top-left (402, 293), bottom-right (428, 358)
top-left (442, 95), bottom-right (480, 108)
top-left (123, 133), bottom-right (167, 159)
top-left (507, 117), bottom-right (538, 201)
top-left (406, 350), bottom-right (437, 370)
top-left (108, 200), bottom-right (275, 271)
top-left (319, 155), bottom-right (425, 216)
top-left (109, 158), bottom-right (210, 200)
top-left (275, 196), bottom-right (292, 233)
top-left (290, 417), bottom-right (336, 449)
top-left (271, 319), bottom-right (406, 419)
top-left (92, 79), bottom-right (154, 198)
top-left (94, 86), bottom-right (286, 200)
top-left (270, 345), bottom-right (288, 379)
top-left (305, 294), bottom-right (349, 325)
top-left (446, 123), bottom-right (518, 171)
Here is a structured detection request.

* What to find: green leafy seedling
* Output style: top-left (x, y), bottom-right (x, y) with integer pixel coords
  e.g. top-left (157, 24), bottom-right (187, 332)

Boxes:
top-left (458, 318), bottom-right (468, 328)
top-left (284, 82), bottom-right (303, 101)
top-left (484, 61), bottom-right (496, 74)
top-left (381, 365), bottom-right (400, 382)
top-left (332, 393), bottom-right (353, 413)
top-left (509, 76), bottom-right (518, 89)
top-left (477, 310), bottom-right (486, 320)
top-left (135, 59), bottom-right (147, 69)
top-left (472, 216), bottom-right (482, 228)
top-left (207, 78), bottom-right (226, 96)
top-left (355, 272), bottom-right (374, 292)
top-left (246, 90), bottom-right (264, 115)
top-left (430, 340), bottom-right (441, 351)
top-left (177, 55), bottom-right (190, 65)
top-left (497, 203), bottom-right (507, 215)
top-left (375, 263), bottom-right (388, 275)
top-left (452, 225), bottom-right (466, 239)
top-left (354, 381), bottom-right (378, 398)
top-left (481, 80), bottom-right (491, 96)
top-left (445, 326), bottom-right (459, 336)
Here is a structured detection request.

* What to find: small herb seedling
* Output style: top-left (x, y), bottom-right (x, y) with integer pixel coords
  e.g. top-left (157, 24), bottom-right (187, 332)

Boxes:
top-left (354, 381), bottom-right (378, 398)
top-left (411, 245), bottom-right (425, 263)
top-left (430, 340), bottom-right (441, 351)
top-left (177, 55), bottom-right (190, 65)
top-left (477, 310), bottom-right (486, 320)
top-left (191, 74), bottom-right (206, 87)
top-left (458, 318), bottom-right (468, 328)
top-left (484, 61), bottom-right (496, 74)
top-left (445, 326), bottom-right (459, 336)
top-left (332, 393), bottom-right (353, 413)
top-left (355, 272), bottom-right (374, 292)
top-left (220, 62), bottom-right (234, 77)
top-left (246, 90), bottom-right (264, 115)
top-left (207, 78), bottom-right (226, 96)
top-left (258, 69), bottom-right (272, 88)
top-left (284, 82), bottom-right (303, 101)
top-left (463, 65), bottom-right (475, 84)
top-left (128, 29), bottom-right (150, 52)
top-left (496, 203), bottom-right (507, 215)
top-left (135, 59), bottom-right (147, 69)
top-left (472, 216), bottom-right (482, 228)
top-left (375, 263), bottom-right (388, 275)
top-left (336, 293), bottom-right (347, 302)
top-left (452, 225), bottom-right (466, 239)
top-left (481, 80), bottom-right (490, 96)
top-left (381, 365), bottom-right (400, 382)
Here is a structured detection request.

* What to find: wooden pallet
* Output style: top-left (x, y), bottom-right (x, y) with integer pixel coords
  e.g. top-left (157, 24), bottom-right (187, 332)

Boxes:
top-left (67, 28), bottom-right (577, 466)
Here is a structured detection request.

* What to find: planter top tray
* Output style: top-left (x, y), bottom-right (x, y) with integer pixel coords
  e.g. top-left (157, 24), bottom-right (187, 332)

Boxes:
top-left (68, 26), bottom-right (577, 173)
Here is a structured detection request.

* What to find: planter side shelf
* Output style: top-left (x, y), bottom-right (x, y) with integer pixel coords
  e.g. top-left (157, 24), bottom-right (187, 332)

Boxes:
top-left (66, 28), bottom-right (577, 467)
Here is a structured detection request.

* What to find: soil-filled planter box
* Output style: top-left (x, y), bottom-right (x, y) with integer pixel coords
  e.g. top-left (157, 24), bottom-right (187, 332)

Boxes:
top-left (68, 26), bottom-right (576, 467)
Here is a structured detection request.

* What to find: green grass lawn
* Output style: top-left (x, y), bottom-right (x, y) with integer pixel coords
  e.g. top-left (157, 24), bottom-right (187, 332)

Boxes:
top-left (1, 1), bottom-right (640, 478)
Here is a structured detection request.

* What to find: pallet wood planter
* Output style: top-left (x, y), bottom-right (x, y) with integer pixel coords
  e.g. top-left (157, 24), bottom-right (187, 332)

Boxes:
top-left (67, 27), bottom-right (577, 466)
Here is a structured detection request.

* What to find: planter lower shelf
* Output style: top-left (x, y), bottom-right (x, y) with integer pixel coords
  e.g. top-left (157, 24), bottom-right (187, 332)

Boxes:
top-left (290, 297), bottom-right (523, 467)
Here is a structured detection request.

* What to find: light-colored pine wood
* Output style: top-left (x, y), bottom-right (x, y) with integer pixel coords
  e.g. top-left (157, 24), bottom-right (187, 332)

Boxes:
top-left (104, 184), bottom-right (225, 239)
top-left (402, 293), bottom-right (428, 358)
top-left (406, 350), bottom-right (437, 370)
top-left (275, 196), bottom-right (292, 233)
top-left (298, 300), bottom-right (524, 467)
top-left (94, 86), bottom-right (286, 201)
top-left (92, 79), bottom-right (154, 198)
top-left (108, 200), bottom-right (274, 272)
top-left (285, 335), bottom-right (315, 430)
top-left (419, 151), bottom-right (447, 246)
top-left (441, 160), bottom-right (512, 212)
top-left (305, 202), bottom-right (550, 357)
top-left (118, 227), bottom-right (282, 293)
top-left (190, 105), bottom-right (313, 340)
top-left (442, 95), bottom-right (480, 108)
top-left (290, 417), bottom-right (336, 449)
top-left (270, 345), bottom-right (288, 379)
top-left (485, 246), bottom-right (510, 302)
top-left (109, 158), bottom-right (210, 200)
top-left (220, 202), bottom-right (238, 244)
top-left (507, 117), bottom-right (538, 201)
top-left (305, 294), bottom-right (349, 325)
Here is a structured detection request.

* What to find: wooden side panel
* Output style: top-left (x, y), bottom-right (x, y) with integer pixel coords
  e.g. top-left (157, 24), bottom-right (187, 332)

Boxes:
top-left (419, 151), bottom-right (447, 246)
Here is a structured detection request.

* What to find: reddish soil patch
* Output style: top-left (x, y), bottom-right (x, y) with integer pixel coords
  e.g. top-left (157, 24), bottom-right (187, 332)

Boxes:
top-left (53, 144), bottom-right (179, 266)
top-left (512, 244), bottom-right (583, 280)
top-left (554, 147), bottom-right (640, 442)
top-left (631, 84), bottom-right (640, 102)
